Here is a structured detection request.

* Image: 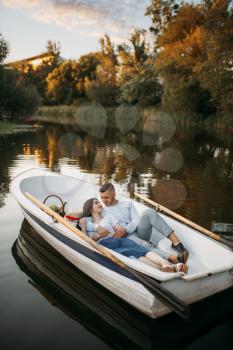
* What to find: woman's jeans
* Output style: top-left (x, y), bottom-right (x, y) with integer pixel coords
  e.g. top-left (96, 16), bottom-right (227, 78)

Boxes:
top-left (128, 208), bottom-right (172, 260)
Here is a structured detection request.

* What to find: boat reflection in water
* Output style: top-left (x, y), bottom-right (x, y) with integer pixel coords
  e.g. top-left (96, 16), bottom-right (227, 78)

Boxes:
top-left (12, 220), bottom-right (233, 350)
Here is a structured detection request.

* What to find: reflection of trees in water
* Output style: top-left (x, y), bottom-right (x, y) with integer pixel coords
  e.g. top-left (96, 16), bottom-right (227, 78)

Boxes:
top-left (0, 135), bottom-right (25, 208)
top-left (172, 127), bottom-right (233, 227)
top-left (1, 124), bottom-right (233, 226)
top-left (0, 129), bottom-right (62, 208)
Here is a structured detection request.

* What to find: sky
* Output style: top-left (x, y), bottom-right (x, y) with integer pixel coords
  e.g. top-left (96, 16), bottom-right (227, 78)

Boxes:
top-left (0, 0), bottom-right (151, 63)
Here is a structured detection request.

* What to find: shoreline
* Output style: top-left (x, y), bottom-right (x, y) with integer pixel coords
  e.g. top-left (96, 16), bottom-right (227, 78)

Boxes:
top-left (30, 105), bottom-right (233, 132)
top-left (0, 121), bottom-right (42, 137)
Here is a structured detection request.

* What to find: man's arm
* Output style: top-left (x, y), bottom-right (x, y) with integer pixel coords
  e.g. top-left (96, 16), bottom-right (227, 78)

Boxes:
top-left (124, 201), bottom-right (140, 234)
top-left (113, 201), bottom-right (139, 237)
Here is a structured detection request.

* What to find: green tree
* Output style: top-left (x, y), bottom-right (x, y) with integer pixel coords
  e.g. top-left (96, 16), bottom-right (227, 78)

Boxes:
top-left (91, 35), bottom-right (118, 105)
top-left (0, 66), bottom-right (40, 118)
top-left (0, 34), bottom-right (9, 64)
top-left (46, 60), bottom-right (80, 104)
top-left (16, 40), bottom-right (61, 102)
top-left (117, 29), bottom-right (150, 85)
top-left (76, 52), bottom-right (100, 102)
top-left (119, 62), bottom-right (162, 105)
top-left (46, 52), bottom-right (100, 104)
top-left (117, 29), bottom-right (161, 106)
top-left (0, 33), bottom-right (40, 118)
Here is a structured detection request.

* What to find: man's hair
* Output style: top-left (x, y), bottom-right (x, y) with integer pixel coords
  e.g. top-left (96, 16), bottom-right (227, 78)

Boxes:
top-left (99, 183), bottom-right (115, 193)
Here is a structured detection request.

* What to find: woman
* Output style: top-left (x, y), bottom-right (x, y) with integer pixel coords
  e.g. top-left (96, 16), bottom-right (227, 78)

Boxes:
top-left (80, 198), bottom-right (188, 273)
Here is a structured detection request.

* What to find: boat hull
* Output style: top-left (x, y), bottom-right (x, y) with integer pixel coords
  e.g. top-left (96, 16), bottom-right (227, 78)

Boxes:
top-left (13, 220), bottom-right (233, 349)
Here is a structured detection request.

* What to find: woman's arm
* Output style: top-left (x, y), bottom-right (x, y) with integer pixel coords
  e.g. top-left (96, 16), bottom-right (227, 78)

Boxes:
top-left (79, 218), bottom-right (87, 234)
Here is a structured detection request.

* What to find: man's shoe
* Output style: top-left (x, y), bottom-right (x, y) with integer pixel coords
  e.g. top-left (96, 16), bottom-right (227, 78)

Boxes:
top-left (172, 243), bottom-right (189, 264)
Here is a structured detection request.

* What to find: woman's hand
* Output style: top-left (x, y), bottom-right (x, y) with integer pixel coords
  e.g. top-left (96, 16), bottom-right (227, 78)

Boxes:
top-left (96, 226), bottom-right (109, 237)
top-left (92, 233), bottom-right (101, 241)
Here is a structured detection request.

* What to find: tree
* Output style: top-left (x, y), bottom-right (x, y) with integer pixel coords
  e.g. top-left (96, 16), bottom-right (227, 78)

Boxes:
top-left (146, 0), bottom-right (233, 116)
top-left (117, 29), bottom-right (150, 85)
top-left (0, 66), bottom-right (40, 118)
top-left (147, 2), bottom-right (230, 116)
top-left (117, 29), bottom-right (161, 106)
top-left (119, 62), bottom-right (162, 106)
top-left (15, 40), bottom-right (62, 102)
top-left (0, 33), bottom-right (40, 118)
top-left (76, 52), bottom-right (100, 100)
top-left (145, 0), bottom-right (181, 51)
top-left (84, 36), bottom-right (118, 105)
top-left (46, 52), bottom-right (100, 104)
top-left (98, 35), bottom-right (117, 87)
top-left (46, 60), bottom-right (80, 104)
top-left (0, 34), bottom-right (9, 64)
top-left (197, 0), bottom-right (233, 114)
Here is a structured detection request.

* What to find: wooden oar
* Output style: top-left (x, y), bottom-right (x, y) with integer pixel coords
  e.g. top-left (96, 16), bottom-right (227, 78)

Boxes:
top-left (24, 192), bottom-right (190, 320)
top-left (134, 193), bottom-right (233, 250)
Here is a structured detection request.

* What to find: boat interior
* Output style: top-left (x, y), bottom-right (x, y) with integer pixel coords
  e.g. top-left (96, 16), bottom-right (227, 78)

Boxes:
top-left (18, 170), bottom-right (233, 282)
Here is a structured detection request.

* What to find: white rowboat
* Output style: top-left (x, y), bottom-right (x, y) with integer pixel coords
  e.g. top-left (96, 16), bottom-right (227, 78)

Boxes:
top-left (10, 168), bottom-right (233, 318)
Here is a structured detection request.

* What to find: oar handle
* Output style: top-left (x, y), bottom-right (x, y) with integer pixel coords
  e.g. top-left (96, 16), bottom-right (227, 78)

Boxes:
top-left (134, 192), bottom-right (233, 249)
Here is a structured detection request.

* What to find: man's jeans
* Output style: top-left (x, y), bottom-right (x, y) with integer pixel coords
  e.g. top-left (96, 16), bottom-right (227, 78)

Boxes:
top-left (128, 208), bottom-right (173, 260)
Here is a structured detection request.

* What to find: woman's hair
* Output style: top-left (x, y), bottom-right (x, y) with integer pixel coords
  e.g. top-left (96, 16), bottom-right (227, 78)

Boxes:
top-left (82, 198), bottom-right (97, 217)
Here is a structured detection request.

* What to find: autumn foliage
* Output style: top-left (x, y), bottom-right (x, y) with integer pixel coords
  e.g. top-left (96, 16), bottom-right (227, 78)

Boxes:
top-left (1, 0), bottom-right (233, 119)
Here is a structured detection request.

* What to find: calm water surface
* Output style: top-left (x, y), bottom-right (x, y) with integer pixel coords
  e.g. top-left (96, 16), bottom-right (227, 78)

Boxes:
top-left (0, 124), bottom-right (233, 350)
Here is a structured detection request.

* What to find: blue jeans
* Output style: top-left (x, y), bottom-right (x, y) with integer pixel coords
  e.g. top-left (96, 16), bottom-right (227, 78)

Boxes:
top-left (99, 237), bottom-right (149, 258)
top-left (128, 208), bottom-right (172, 260)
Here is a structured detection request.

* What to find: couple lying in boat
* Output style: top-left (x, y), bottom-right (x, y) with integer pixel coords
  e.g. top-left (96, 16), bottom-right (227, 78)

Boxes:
top-left (79, 183), bottom-right (189, 273)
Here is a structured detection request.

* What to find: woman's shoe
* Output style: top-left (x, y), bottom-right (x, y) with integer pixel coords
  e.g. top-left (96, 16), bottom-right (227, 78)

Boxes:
top-left (175, 263), bottom-right (189, 274)
top-left (161, 263), bottom-right (176, 273)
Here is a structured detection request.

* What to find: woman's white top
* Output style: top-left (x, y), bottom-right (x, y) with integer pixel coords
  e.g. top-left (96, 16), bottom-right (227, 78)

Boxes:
top-left (85, 214), bottom-right (119, 238)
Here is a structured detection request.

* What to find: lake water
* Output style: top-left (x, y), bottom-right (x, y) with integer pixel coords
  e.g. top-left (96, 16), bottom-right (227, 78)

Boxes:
top-left (0, 122), bottom-right (233, 350)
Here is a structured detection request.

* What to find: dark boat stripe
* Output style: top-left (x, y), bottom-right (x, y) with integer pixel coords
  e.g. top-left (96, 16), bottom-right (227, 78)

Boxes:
top-left (22, 207), bottom-right (134, 280)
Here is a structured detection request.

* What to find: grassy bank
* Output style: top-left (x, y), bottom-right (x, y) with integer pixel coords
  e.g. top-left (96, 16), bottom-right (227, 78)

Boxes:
top-left (0, 121), bottom-right (41, 136)
top-left (32, 105), bottom-right (233, 133)
top-left (0, 121), bottom-right (15, 135)
top-left (32, 105), bottom-right (117, 129)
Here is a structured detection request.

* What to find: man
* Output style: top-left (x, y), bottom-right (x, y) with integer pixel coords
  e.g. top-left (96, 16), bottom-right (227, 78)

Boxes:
top-left (98, 183), bottom-right (189, 264)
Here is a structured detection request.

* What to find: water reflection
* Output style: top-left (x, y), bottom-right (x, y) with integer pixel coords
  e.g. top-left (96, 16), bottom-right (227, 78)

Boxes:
top-left (1, 123), bottom-right (233, 231)
top-left (12, 220), bottom-right (233, 350)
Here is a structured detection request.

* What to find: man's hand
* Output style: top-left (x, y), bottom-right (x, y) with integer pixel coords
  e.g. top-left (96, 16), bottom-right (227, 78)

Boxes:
top-left (113, 225), bottom-right (127, 238)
